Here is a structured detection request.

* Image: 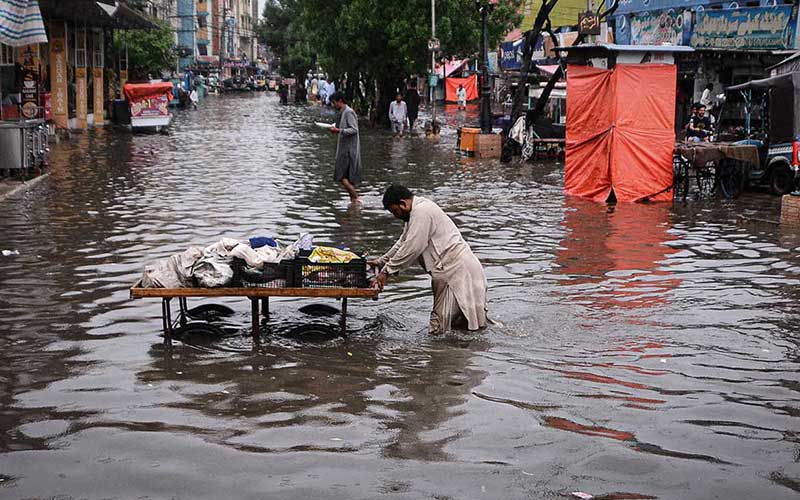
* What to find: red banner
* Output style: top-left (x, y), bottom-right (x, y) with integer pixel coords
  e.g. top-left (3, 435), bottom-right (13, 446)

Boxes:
top-left (445, 76), bottom-right (478, 102)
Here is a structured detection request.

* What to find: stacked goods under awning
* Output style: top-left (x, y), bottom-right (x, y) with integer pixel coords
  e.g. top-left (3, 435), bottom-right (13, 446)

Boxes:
top-left (140, 234), bottom-right (370, 290)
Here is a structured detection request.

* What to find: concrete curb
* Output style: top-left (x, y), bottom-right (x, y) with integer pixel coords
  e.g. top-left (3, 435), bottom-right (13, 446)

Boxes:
top-left (0, 172), bottom-right (50, 203)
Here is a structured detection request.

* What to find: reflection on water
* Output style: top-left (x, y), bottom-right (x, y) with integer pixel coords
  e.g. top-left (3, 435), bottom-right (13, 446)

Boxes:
top-left (0, 93), bottom-right (798, 499)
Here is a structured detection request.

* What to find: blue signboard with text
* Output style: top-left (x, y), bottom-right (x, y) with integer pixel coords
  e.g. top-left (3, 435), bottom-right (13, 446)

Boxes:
top-left (691, 5), bottom-right (795, 50)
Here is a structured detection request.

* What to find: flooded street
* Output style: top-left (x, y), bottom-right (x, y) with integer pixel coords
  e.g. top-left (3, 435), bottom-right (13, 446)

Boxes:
top-left (0, 92), bottom-right (798, 499)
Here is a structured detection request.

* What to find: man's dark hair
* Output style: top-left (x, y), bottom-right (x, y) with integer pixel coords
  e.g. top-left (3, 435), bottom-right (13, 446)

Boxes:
top-left (698, 104), bottom-right (706, 111)
top-left (330, 91), bottom-right (345, 103)
top-left (383, 184), bottom-right (414, 209)
top-left (705, 83), bottom-right (714, 90)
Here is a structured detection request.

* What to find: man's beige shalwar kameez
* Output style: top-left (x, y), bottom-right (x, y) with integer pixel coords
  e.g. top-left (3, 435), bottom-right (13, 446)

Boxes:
top-left (376, 196), bottom-right (488, 333)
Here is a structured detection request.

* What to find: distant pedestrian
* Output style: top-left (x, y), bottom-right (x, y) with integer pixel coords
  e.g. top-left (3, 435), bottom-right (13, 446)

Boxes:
top-left (325, 80), bottom-right (336, 105)
top-left (295, 83), bottom-right (307, 103)
top-left (329, 92), bottom-right (362, 204)
top-left (404, 81), bottom-right (420, 132)
top-left (456, 84), bottom-right (467, 110)
top-left (310, 75), bottom-right (319, 99)
top-left (279, 83), bottom-right (289, 104)
top-left (189, 87), bottom-right (199, 109)
top-left (318, 76), bottom-right (328, 104)
top-left (389, 93), bottom-right (407, 137)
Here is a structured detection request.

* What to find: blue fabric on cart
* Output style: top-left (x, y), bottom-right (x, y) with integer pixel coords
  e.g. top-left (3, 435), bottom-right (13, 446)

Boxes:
top-left (249, 237), bottom-right (277, 249)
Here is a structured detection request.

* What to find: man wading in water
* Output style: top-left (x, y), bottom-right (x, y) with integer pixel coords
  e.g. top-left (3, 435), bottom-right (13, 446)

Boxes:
top-left (369, 185), bottom-right (488, 334)
top-left (329, 92), bottom-right (362, 203)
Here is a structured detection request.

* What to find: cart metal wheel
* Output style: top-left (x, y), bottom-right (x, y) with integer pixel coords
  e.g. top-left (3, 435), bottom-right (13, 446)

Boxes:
top-left (173, 321), bottom-right (227, 339)
top-left (718, 159), bottom-right (748, 199)
top-left (696, 160), bottom-right (717, 197)
top-left (673, 154), bottom-right (691, 201)
top-left (186, 303), bottom-right (236, 321)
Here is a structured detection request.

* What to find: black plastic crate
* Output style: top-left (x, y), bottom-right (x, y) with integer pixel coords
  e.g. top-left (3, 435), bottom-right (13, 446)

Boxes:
top-left (232, 258), bottom-right (295, 288)
top-left (293, 251), bottom-right (367, 289)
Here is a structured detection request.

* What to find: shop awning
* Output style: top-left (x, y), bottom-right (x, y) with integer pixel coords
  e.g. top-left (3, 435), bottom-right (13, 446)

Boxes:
top-left (123, 82), bottom-right (174, 102)
top-left (436, 59), bottom-right (468, 78)
top-left (536, 64), bottom-right (561, 75)
top-left (37, 0), bottom-right (157, 30)
top-left (0, 0), bottom-right (48, 47)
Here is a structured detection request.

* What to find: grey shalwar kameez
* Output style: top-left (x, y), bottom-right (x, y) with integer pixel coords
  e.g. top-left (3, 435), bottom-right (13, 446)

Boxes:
top-left (334, 105), bottom-right (362, 184)
top-left (376, 196), bottom-right (488, 334)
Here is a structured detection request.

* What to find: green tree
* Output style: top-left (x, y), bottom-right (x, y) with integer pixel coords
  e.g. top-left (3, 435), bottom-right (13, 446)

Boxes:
top-left (113, 22), bottom-right (176, 80)
top-left (298, 0), bottom-right (521, 120)
top-left (256, 0), bottom-right (315, 79)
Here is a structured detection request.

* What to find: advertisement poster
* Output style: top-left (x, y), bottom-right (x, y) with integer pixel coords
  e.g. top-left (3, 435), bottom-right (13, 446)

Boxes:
top-left (129, 94), bottom-right (170, 119)
top-left (93, 68), bottom-right (104, 126)
top-left (49, 22), bottom-right (67, 128)
top-left (20, 69), bottom-right (39, 119)
top-left (76, 67), bottom-right (87, 128)
top-left (691, 6), bottom-right (795, 50)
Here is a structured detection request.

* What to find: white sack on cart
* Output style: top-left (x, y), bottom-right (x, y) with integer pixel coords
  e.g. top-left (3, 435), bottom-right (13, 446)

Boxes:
top-left (204, 238), bottom-right (242, 256)
top-left (141, 247), bottom-right (203, 288)
top-left (230, 243), bottom-right (281, 268)
top-left (191, 251), bottom-right (234, 288)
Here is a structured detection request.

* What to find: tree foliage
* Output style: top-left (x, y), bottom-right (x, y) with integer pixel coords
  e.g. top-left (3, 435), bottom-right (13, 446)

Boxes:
top-left (258, 0), bottom-right (521, 113)
top-left (113, 22), bottom-right (176, 79)
top-left (256, 0), bottom-right (315, 79)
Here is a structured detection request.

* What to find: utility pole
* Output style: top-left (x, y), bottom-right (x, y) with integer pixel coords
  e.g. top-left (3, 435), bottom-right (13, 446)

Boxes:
top-left (479, 1), bottom-right (494, 134)
top-left (219, 5), bottom-right (228, 74)
top-left (430, 0), bottom-right (438, 132)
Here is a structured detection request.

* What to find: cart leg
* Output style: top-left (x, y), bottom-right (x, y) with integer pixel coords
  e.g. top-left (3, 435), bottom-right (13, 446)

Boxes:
top-left (162, 298), bottom-right (173, 347)
top-left (179, 297), bottom-right (188, 327)
top-left (261, 297), bottom-right (269, 318)
top-left (340, 297), bottom-right (348, 338)
top-left (251, 298), bottom-right (260, 340)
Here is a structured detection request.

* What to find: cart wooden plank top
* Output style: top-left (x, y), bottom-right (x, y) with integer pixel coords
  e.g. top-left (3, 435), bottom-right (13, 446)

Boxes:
top-left (130, 280), bottom-right (379, 343)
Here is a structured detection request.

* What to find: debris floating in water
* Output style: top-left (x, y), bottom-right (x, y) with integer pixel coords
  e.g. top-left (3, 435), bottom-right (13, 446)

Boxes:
top-left (571, 493), bottom-right (593, 499)
top-left (1, 250), bottom-right (19, 256)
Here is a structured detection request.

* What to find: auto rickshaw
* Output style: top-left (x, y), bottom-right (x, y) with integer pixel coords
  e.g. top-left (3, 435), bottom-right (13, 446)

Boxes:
top-left (719, 72), bottom-right (800, 195)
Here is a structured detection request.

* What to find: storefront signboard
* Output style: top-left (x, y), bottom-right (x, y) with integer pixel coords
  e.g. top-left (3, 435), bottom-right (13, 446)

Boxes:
top-left (691, 6), bottom-right (795, 50)
top-left (49, 22), bottom-right (67, 129)
top-left (93, 68), bottom-right (104, 126)
top-left (76, 67), bottom-right (87, 128)
top-left (629, 9), bottom-right (692, 46)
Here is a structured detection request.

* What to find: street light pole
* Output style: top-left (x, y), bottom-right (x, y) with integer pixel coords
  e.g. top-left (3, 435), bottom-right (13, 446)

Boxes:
top-left (431, 0), bottom-right (437, 131)
top-left (479, 1), bottom-right (493, 134)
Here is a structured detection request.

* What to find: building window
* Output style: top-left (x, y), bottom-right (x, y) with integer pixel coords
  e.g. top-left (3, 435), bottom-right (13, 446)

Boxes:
top-left (0, 43), bottom-right (14, 66)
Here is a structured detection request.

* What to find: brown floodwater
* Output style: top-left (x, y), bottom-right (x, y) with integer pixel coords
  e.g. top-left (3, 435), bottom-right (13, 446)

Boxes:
top-left (0, 92), bottom-right (798, 499)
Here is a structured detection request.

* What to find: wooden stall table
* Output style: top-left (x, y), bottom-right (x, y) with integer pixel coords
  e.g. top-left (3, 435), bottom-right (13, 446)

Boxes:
top-left (130, 283), bottom-right (379, 344)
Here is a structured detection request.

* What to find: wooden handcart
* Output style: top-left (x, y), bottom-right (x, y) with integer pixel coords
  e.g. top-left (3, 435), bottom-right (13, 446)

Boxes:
top-left (673, 142), bottom-right (760, 200)
top-left (130, 283), bottom-right (379, 345)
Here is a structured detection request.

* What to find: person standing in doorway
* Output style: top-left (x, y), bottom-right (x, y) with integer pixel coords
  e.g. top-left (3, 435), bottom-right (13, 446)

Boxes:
top-left (389, 93), bottom-right (408, 137)
top-left (329, 92), bottom-right (362, 203)
top-left (700, 83), bottom-right (714, 112)
top-left (404, 81), bottom-right (421, 132)
top-left (456, 83), bottom-right (467, 110)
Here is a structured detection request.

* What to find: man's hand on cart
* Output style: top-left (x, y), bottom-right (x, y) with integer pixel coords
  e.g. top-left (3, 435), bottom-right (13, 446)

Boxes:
top-left (373, 270), bottom-right (387, 291)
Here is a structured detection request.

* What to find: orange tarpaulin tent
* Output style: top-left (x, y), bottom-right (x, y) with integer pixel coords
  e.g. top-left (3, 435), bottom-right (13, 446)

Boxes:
top-left (565, 64), bottom-right (676, 202)
top-left (446, 76), bottom-right (478, 102)
top-left (123, 82), bottom-right (175, 102)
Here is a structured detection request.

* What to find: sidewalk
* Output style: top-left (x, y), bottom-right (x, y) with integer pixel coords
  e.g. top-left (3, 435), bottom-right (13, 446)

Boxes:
top-left (0, 173), bottom-right (49, 203)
